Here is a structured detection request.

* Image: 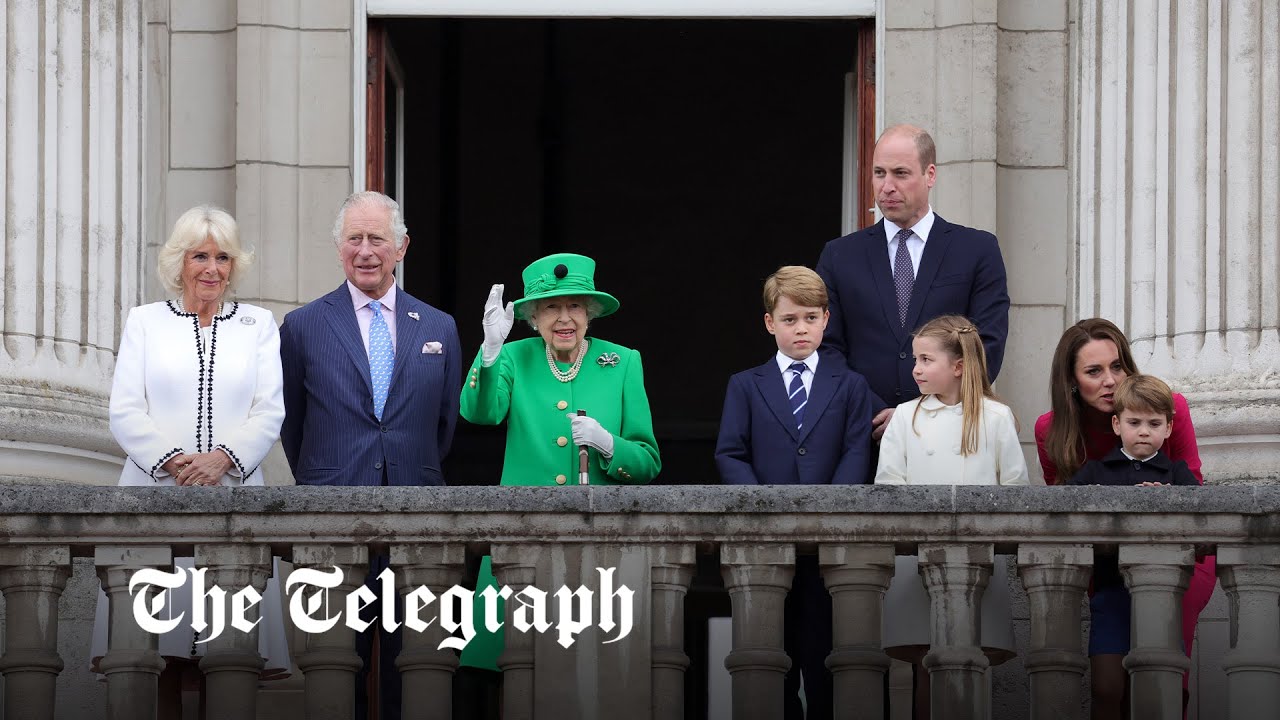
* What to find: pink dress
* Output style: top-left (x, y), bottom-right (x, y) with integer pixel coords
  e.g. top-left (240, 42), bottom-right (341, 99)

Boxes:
top-left (1034, 393), bottom-right (1215, 659)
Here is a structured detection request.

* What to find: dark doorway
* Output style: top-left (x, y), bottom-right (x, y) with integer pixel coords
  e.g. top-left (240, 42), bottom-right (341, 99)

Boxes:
top-left (379, 18), bottom-right (873, 486)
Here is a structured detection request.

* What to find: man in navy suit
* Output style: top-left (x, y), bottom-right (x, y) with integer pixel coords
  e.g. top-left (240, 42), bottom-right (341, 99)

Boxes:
top-left (280, 190), bottom-right (461, 720)
top-left (816, 125), bottom-right (1009, 439)
top-left (715, 266), bottom-right (874, 720)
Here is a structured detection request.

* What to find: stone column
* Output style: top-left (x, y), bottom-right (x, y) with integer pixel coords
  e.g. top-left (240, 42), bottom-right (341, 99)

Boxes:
top-left (720, 543), bottom-right (795, 720)
top-left (231, 0), bottom-right (354, 316)
top-left (390, 543), bottom-right (466, 720)
top-left (0, 547), bottom-right (72, 720)
top-left (1119, 544), bottom-right (1193, 718)
top-left (193, 544), bottom-right (272, 720)
top-left (919, 543), bottom-right (992, 720)
top-left (95, 546), bottom-right (172, 720)
top-left (819, 543), bottom-right (894, 720)
top-left (491, 543), bottom-right (541, 720)
top-left (650, 545), bottom-right (696, 720)
top-left (1017, 544), bottom-right (1092, 719)
top-left (292, 544), bottom-right (367, 720)
top-left (1216, 545), bottom-right (1280, 719)
top-left (0, 0), bottom-right (145, 484)
top-left (1074, 0), bottom-right (1280, 482)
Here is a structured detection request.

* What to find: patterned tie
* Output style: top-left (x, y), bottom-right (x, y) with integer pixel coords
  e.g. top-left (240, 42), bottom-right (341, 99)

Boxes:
top-left (893, 228), bottom-right (914, 327)
top-left (788, 362), bottom-right (808, 430)
top-left (368, 300), bottom-right (394, 420)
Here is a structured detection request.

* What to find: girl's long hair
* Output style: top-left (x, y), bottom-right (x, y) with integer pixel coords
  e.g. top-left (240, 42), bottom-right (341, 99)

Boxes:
top-left (1043, 318), bottom-right (1139, 483)
top-left (911, 315), bottom-right (1004, 455)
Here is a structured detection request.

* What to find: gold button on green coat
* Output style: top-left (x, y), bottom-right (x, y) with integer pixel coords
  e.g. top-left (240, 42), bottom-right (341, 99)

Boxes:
top-left (458, 335), bottom-right (660, 671)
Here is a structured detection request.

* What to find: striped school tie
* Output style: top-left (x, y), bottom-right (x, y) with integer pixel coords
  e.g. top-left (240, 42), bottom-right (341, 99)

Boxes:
top-left (788, 361), bottom-right (808, 430)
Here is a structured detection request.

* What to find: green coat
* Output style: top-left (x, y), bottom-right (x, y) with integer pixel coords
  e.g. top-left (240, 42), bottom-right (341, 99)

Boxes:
top-left (458, 336), bottom-right (660, 669)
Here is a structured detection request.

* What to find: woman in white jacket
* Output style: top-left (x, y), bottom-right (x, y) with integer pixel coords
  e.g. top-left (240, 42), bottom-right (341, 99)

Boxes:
top-left (875, 314), bottom-right (1028, 720)
top-left (95, 205), bottom-right (290, 716)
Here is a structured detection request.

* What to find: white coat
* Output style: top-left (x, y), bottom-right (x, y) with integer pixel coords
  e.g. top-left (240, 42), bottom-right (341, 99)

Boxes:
top-left (874, 394), bottom-right (1028, 485)
top-left (108, 300), bottom-right (284, 485)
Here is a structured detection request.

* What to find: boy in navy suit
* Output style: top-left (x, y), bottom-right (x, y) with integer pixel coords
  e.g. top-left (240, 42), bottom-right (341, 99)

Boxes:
top-left (715, 265), bottom-right (875, 720)
top-left (1068, 374), bottom-right (1197, 717)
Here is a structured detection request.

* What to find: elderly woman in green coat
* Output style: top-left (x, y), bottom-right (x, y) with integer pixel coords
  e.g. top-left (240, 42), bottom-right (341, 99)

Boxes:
top-left (457, 252), bottom-right (661, 685)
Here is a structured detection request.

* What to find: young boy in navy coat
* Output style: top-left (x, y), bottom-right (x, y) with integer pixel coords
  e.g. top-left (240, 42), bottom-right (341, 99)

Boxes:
top-left (1068, 374), bottom-right (1198, 717)
top-left (715, 265), bottom-right (875, 720)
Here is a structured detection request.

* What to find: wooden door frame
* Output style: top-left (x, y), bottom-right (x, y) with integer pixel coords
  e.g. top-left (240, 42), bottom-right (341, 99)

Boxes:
top-left (352, 6), bottom-right (882, 209)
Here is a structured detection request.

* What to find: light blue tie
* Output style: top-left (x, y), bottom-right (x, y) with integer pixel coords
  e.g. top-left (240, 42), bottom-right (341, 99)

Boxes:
top-left (368, 300), bottom-right (394, 420)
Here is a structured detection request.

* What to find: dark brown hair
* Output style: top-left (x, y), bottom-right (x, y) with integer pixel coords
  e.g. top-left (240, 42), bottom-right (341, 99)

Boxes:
top-left (1044, 318), bottom-right (1140, 483)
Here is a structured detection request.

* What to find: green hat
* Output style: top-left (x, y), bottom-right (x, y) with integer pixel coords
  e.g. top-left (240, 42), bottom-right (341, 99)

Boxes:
top-left (512, 253), bottom-right (620, 319)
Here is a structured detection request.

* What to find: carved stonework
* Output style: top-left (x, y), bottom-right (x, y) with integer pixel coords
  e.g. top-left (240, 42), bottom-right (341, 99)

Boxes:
top-left (0, 0), bottom-right (144, 484)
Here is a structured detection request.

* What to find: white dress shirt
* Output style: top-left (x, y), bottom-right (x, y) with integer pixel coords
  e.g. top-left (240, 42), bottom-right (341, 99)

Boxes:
top-left (347, 281), bottom-right (398, 354)
top-left (884, 207), bottom-right (936, 277)
top-left (775, 350), bottom-right (819, 396)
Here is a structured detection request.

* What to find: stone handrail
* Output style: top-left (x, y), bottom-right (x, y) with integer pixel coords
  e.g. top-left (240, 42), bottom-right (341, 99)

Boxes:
top-left (1, 485), bottom-right (1277, 720)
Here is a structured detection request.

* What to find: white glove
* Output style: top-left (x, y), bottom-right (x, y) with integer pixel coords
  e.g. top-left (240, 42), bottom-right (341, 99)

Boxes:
top-left (481, 283), bottom-right (515, 366)
top-left (568, 414), bottom-right (615, 458)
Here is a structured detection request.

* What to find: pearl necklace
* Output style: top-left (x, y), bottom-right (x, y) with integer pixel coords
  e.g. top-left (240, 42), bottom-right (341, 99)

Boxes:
top-left (176, 296), bottom-right (224, 318)
top-left (546, 339), bottom-right (589, 383)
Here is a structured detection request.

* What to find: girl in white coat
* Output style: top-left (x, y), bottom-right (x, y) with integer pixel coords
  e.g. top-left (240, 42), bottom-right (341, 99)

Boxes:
top-left (875, 314), bottom-right (1028, 719)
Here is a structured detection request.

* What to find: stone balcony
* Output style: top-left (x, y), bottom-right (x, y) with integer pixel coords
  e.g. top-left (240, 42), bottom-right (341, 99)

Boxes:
top-left (1, 485), bottom-right (1279, 720)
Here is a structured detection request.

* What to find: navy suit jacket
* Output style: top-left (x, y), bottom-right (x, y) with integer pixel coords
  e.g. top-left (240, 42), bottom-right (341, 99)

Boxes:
top-left (280, 283), bottom-right (461, 486)
top-left (715, 357), bottom-right (874, 485)
top-left (815, 215), bottom-right (1009, 411)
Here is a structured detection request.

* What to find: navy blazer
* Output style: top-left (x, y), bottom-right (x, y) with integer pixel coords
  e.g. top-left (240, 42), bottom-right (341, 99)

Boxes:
top-left (280, 283), bottom-right (461, 486)
top-left (715, 357), bottom-right (874, 485)
top-left (815, 215), bottom-right (1009, 410)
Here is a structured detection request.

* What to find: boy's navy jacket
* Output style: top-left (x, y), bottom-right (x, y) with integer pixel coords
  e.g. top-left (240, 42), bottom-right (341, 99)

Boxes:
top-left (1069, 445), bottom-right (1198, 587)
top-left (1068, 446), bottom-right (1199, 488)
top-left (715, 357), bottom-right (874, 485)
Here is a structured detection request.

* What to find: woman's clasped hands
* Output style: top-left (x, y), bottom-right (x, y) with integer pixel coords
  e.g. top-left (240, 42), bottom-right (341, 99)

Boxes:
top-left (162, 451), bottom-right (233, 486)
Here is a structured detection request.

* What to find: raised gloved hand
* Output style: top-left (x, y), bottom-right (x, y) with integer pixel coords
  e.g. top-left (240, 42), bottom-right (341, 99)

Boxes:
top-left (481, 284), bottom-right (515, 365)
top-left (568, 413), bottom-right (615, 458)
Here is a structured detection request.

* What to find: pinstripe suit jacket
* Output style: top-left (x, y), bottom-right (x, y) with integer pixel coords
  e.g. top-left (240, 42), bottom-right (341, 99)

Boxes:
top-left (280, 283), bottom-right (461, 486)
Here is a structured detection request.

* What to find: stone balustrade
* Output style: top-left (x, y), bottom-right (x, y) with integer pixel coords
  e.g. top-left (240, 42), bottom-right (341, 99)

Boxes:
top-left (1, 484), bottom-right (1279, 719)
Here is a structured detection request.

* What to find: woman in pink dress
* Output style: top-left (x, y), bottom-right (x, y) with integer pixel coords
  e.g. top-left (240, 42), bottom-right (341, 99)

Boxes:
top-left (1035, 317), bottom-right (1212, 716)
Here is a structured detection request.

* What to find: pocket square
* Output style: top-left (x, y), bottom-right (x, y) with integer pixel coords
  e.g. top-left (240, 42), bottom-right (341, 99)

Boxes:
top-left (422, 341), bottom-right (443, 354)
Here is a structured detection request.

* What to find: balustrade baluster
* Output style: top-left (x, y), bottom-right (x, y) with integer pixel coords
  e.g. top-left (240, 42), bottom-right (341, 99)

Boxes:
top-left (720, 543), bottom-right (795, 720)
top-left (292, 544), bottom-right (367, 720)
top-left (651, 545), bottom-right (696, 720)
top-left (1119, 544), bottom-right (1193, 719)
top-left (1018, 543), bottom-right (1092, 719)
top-left (919, 543), bottom-right (992, 720)
top-left (194, 544), bottom-right (271, 720)
top-left (0, 546), bottom-right (72, 720)
top-left (1216, 544), bottom-right (1280, 719)
top-left (95, 545), bottom-right (172, 720)
top-left (390, 543), bottom-right (466, 720)
top-left (820, 543), bottom-right (894, 720)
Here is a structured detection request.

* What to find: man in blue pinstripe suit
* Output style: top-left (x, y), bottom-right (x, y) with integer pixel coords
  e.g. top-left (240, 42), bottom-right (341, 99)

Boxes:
top-left (280, 190), bottom-right (461, 488)
top-left (280, 190), bottom-right (461, 720)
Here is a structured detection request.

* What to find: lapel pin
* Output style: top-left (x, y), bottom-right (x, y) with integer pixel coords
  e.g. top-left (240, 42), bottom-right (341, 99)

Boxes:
top-left (240, 316), bottom-right (256, 325)
top-left (408, 311), bottom-right (420, 321)
top-left (596, 352), bottom-right (620, 367)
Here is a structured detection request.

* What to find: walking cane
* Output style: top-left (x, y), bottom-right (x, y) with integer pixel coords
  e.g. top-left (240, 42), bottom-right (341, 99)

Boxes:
top-left (577, 409), bottom-right (590, 485)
